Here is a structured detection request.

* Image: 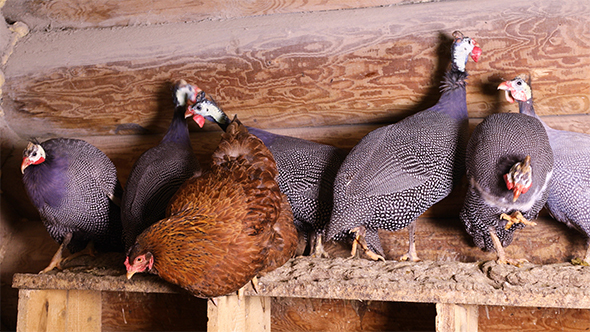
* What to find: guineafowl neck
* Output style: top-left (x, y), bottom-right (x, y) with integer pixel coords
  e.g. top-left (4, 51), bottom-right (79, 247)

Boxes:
top-left (162, 107), bottom-right (191, 146)
top-left (210, 109), bottom-right (231, 132)
top-left (517, 99), bottom-right (538, 118)
top-left (435, 69), bottom-right (468, 121)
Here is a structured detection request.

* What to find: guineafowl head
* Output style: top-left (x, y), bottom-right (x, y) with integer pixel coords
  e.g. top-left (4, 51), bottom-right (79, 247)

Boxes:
top-left (173, 79), bottom-right (198, 108)
top-left (21, 141), bottom-right (46, 173)
top-left (498, 76), bottom-right (532, 103)
top-left (186, 92), bottom-right (231, 130)
top-left (451, 31), bottom-right (481, 72)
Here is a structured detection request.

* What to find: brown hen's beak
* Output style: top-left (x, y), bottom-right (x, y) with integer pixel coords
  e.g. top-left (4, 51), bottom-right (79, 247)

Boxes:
top-left (126, 271), bottom-right (136, 280)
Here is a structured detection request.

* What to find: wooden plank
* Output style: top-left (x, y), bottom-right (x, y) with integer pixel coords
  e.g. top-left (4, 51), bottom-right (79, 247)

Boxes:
top-left (478, 306), bottom-right (590, 332)
top-left (3, 0), bottom-right (410, 30)
top-left (4, 0), bottom-right (590, 137)
top-left (207, 295), bottom-right (270, 332)
top-left (101, 291), bottom-right (207, 332)
top-left (436, 303), bottom-right (478, 332)
top-left (271, 298), bottom-right (436, 331)
top-left (242, 257), bottom-right (590, 309)
top-left (13, 253), bottom-right (590, 309)
top-left (16, 289), bottom-right (67, 332)
top-left (16, 289), bottom-right (100, 332)
top-left (65, 290), bottom-right (101, 332)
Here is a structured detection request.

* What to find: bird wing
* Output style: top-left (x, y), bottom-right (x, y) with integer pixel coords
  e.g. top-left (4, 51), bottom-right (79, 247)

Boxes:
top-left (343, 111), bottom-right (458, 198)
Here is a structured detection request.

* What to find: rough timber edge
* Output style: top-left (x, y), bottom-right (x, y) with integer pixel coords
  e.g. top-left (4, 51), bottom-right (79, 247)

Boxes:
top-left (13, 256), bottom-right (590, 309)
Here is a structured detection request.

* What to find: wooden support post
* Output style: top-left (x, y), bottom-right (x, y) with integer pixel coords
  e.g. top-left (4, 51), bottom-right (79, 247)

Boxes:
top-left (435, 303), bottom-right (478, 332)
top-left (16, 289), bottom-right (102, 332)
top-left (208, 295), bottom-right (271, 332)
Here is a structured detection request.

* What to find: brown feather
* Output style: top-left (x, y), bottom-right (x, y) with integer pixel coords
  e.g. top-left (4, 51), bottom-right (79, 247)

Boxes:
top-left (128, 116), bottom-right (297, 298)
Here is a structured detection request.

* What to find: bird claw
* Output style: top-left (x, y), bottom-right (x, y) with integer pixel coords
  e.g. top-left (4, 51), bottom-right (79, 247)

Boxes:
top-left (348, 227), bottom-right (385, 262)
top-left (501, 211), bottom-right (536, 230)
top-left (571, 258), bottom-right (590, 266)
top-left (400, 253), bottom-right (421, 262)
top-left (497, 257), bottom-right (528, 267)
top-left (250, 276), bottom-right (259, 294)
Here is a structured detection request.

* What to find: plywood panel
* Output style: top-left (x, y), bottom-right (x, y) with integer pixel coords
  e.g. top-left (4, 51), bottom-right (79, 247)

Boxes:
top-left (4, 0), bottom-right (590, 138)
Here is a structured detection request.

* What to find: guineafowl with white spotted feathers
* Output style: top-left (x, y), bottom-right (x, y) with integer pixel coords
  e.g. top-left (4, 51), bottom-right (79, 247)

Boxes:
top-left (325, 31), bottom-right (481, 261)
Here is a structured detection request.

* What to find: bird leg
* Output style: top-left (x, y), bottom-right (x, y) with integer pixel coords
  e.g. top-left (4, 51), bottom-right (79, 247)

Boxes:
top-left (58, 240), bottom-right (97, 269)
top-left (400, 221), bottom-right (421, 262)
top-left (311, 233), bottom-right (330, 259)
top-left (501, 211), bottom-right (537, 230)
top-left (489, 226), bottom-right (527, 266)
top-left (40, 233), bottom-right (73, 273)
top-left (349, 226), bottom-right (386, 261)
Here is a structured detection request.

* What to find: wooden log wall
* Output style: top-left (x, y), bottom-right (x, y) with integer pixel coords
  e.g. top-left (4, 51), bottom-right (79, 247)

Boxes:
top-left (2, 0), bottom-right (590, 330)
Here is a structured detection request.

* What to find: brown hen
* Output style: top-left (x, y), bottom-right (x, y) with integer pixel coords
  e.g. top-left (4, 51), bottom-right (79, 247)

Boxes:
top-left (125, 116), bottom-right (298, 298)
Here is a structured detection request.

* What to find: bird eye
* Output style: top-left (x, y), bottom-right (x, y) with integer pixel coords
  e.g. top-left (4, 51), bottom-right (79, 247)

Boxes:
top-left (196, 105), bottom-right (202, 111)
top-left (136, 257), bottom-right (143, 263)
top-left (32, 152), bottom-right (37, 157)
top-left (516, 81), bottom-right (522, 85)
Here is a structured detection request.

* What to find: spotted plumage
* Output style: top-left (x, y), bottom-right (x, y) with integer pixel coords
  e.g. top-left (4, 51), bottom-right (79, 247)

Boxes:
top-left (21, 138), bottom-right (124, 272)
top-left (185, 91), bottom-right (346, 255)
top-left (499, 76), bottom-right (590, 263)
top-left (459, 108), bottom-right (553, 264)
top-left (121, 81), bottom-right (201, 249)
top-left (326, 31), bottom-right (481, 261)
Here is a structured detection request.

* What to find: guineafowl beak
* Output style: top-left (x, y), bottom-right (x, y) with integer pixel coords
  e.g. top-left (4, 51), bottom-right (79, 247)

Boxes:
top-left (21, 158), bottom-right (32, 174)
top-left (470, 41), bottom-right (482, 63)
top-left (497, 81), bottom-right (515, 103)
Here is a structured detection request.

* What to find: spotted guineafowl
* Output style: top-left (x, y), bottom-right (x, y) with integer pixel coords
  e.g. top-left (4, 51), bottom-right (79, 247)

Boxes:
top-left (21, 138), bottom-right (124, 273)
top-left (460, 79), bottom-right (553, 265)
top-left (121, 80), bottom-right (201, 249)
top-left (499, 76), bottom-right (590, 264)
top-left (325, 31), bottom-right (481, 261)
top-left (185, 90), bottom-right (347, 256)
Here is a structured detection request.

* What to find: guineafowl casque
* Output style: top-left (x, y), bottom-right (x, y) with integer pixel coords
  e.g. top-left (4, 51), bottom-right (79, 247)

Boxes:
top-left (325, 31), bottom-right (481, 261)
top-left (185, 89), bottom-right (347, 256)
top-left (21, 138), bottom-right (124, 273)
top-left (499, 76), bottom-right (590, 264)
top-left (460, 79), bottom-right (553, 265)
top-left (121, 80), bottom-right (201, 250)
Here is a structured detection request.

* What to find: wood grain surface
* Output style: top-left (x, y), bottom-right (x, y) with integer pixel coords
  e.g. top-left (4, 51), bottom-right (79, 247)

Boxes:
top-left (479, 306), bottom-right (590, 332)
top-left (3, 0), bottom-right (410, 30)
top-left (4, 0), bottom-right (590, 138)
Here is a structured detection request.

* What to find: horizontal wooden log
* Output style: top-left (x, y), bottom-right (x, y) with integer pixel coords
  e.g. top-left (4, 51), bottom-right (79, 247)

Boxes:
top-left (3, 0), bottom-right (409, 30)
top-left (4, 0), bottom-right (590, 137)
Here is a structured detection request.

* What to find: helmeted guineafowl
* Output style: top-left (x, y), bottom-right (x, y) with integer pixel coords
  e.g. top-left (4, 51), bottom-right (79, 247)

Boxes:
top-left (121, 80), bottom-right (201, 250)
top-left (460, 79), bottom-right (553, 265)
top-left (326, 32), bottom-right (481, 261)
top-left (499, 76), bottom-right (590, 264)
top-left (21, 138), bottom-right (124, 273)
top-left (325, 31), bottom-right (482, 261)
